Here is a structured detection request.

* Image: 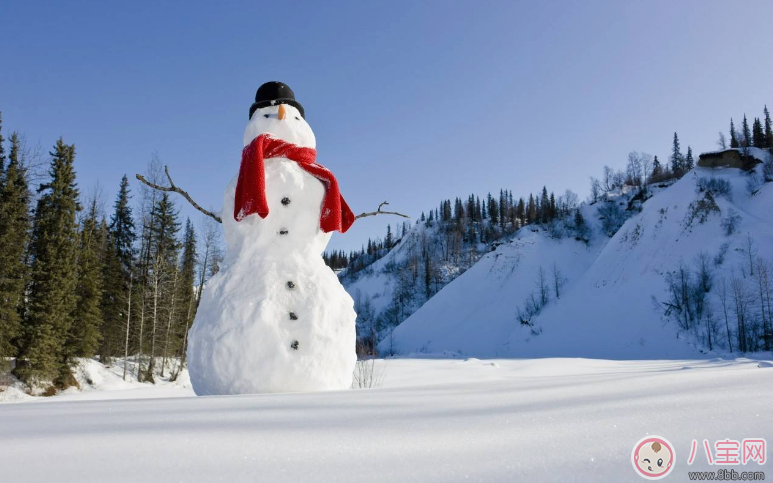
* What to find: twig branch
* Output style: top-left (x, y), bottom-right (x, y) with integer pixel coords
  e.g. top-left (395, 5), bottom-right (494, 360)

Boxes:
top-left (355, 201), bottom-right (410, 220)
top-left (134, 170), bottom-right (407, 225)
top-left (136, 166), bottom-right (222, 224)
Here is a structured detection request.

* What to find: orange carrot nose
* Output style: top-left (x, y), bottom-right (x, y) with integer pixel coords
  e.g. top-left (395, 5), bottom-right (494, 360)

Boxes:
top-left (278, 104), bottom-right (286, 120)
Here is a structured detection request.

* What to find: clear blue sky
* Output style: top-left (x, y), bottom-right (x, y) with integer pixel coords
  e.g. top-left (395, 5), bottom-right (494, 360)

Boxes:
top-left (2, 0), bottom-right (772, 252)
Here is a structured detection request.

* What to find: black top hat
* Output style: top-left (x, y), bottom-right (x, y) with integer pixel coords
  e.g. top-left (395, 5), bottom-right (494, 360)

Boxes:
top-left (249, 81), bottom-right (305, 120)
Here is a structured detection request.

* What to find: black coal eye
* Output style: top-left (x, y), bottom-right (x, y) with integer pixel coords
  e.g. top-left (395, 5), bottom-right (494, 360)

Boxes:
top-left (657, 458), bottom-right (663, 467)
top-left (643, 459), bottom-right (650, 463)
top-left (295, 116), bottom-right (300, 120)
top-left (263, 114), bottom-right (270, 118)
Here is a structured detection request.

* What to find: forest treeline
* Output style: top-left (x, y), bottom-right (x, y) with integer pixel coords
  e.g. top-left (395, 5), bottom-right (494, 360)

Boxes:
top-left (0, 111), bottom-right (221, 392)
top-left (324, 185), bottom-right (578, 273)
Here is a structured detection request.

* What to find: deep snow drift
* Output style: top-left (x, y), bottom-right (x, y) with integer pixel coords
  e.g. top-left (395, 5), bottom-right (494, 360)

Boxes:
top-left (385, 164), bottom-right (773, 358)
top-left (1, 356), bottom-right (771, 482)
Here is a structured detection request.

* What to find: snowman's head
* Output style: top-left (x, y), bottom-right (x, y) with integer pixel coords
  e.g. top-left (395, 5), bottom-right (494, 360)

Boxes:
top-left (243, 104), bottom-right (316, 149)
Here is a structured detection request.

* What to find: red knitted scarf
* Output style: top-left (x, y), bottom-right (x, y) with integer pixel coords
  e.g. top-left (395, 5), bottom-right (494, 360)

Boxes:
top-left (234, 134), bottom-right (355, 233)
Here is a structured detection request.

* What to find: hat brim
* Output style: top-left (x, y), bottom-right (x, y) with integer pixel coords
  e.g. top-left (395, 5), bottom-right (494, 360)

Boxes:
top-left (249, 99), bottom-right (305, 120)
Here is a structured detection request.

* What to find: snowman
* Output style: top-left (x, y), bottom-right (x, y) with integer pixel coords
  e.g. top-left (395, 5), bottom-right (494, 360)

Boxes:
top-left (187, 82), bottom-right (358, 395)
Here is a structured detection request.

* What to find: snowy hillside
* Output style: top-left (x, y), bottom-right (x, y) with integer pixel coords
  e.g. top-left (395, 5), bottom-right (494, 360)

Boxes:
top-left (384, 161), bottom-right (773, 358)
top-left (342, 216), bottom-right (503, 346)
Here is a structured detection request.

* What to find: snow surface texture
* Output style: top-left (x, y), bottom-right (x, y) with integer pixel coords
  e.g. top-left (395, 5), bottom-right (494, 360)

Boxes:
top-left (1, 358), bottom-right (191, 403)
top-left (2, 357), bottom-right (772, 482)
top-left (383, 164), bottom-right (773, 358)
top-left (187, 104), bottom-right (356, 395)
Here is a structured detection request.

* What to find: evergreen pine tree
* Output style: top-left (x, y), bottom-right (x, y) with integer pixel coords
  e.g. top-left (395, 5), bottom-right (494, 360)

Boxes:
top-left (516, 198), bottom-right (525, 226)
top-left (98, 219), bottom-right (123, 360)
top-left (574, 209), bottom-right (585, 228)
top-left (764, 106), bottom-right (773, 148)
top-left (540, 187), bottom-right (549, 223)
top-left (684, 146), bottom-right (694, 171)
top-left (70, 195), bottom-right (104, 357)
top-left (0, 132), bottom-right (31, 360)
top-left (549, 192), bottom-right (557, 220)
top-left (488, 194), bottom-right (499, 224)
top-left (0, 111), bottom-right (6, 185)
top-left (110, 175), bottom-right (135, 271)
top-left (99, 176), bottom-right (135, 360)
top-left (454, 198), bottom-right (463, 222)
top-left (752, 117), bottom-right (765, 147)
top-left (651, 156), bottom-right (662, 180)
top-left (498, 190), bottom-right (507, 230)
top-left (670, 132), bottom-right (682, 174)
top-left (385, 225), bottom-right (393, 248)
top-left (17, 139), bottom-right (80, 386)
top-left (167, 218), bottom-right (196, 378)
top-left (527, 194), bottom-right (536, 223)
top-left (730, 118), bottom-right (739, 148)
top-left (742, 114), bottom-right (751, 147)
top-left (145, 193), bottom-right (180, 380)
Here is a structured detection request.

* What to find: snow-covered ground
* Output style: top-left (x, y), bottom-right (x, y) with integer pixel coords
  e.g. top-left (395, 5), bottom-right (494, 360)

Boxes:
top-left (1, 356), bottom-right (771, 482)
top-left (0, 358), bottom-right (192, 403)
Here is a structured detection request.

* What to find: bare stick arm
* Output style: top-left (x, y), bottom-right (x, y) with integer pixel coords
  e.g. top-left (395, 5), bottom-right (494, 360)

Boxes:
top-left (355, 201), bottom-right (410, 220)
top-left (134, 170), bottom-right (405, 225)
top-left (135, 166), bottom-right (223, 224)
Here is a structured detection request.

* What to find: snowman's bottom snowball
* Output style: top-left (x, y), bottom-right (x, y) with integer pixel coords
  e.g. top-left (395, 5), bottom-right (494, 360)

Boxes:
top-left (187, 257), bottom-right (357, 395)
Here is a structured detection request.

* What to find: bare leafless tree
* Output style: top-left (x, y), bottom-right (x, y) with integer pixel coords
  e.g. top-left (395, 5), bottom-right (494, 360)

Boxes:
top-left (602, 166), bottom-right (614, 193)
top-left (694, 252), bottom-right (713, 294)
top-left (753, 258), bottom-right (772, 351)
top-left (742, 234), bottom-right (757, 277)
top-left (589, 177), bottom-right (602, 203)
top-left (626, 152), bottom-right (644, 187)
top-left (352, 336), bottom-right (385, 389)
top-left (717, 132), bottom-right (727, 150)
top-left (135, 157), bottom-right (164, 381)
top-left (17, 134), bottom-right (47, 189)
top-left (731, 275), bottom-right (751, 352)
top-left (536, 267), bottom-right (549, 307)
top-left (174, 217), bottom-right (222, 378)
top-left (552, 263), bottom-right (565, 300)
top-left (160, 269), bottom-right (179, 378)
top-left (561, 189), bottom-right (579, 213)
top-left (640, 153), bottom-right (653, 192)
top-left (122, 275), bottom-right (133, 380)
top-left (717, 278), bottom-right (733, 352)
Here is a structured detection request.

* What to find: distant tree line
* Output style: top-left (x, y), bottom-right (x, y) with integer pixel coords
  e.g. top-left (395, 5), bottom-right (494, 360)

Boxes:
top-left (722, 106), bottom-right (773, 150)
top-left (325, 186), bottom-right (579, 273)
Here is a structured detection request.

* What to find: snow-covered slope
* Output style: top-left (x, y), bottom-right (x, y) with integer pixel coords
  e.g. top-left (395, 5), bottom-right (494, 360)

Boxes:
top-left (385, 164), bottom-right (773, 358)
top-left (378, 229), bottom-right (603, 356)
top-left (343, 223), bottom-right (428, 317)
top-left (343, 218), bottom-right (496, 342)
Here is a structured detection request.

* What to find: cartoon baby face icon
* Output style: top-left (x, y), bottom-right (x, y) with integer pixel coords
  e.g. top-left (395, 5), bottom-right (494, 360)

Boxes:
top-left (632, 436), bottom-right (675, 480)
